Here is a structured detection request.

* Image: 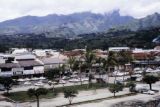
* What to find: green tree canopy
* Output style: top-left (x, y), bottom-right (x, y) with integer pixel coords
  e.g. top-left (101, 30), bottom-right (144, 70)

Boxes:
top-left (143, 75), bottom-right (159, 90)
top-left (27, 88), bottom-right (48, 107)
top-left (64, 88), bottom-right (78, 105)
top-left (0, 77), bottom-right (14, 94)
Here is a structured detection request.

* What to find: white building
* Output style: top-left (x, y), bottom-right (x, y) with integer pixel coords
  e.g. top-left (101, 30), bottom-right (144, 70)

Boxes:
top-left (0, 53), bottom-right (44, 77)
top-left (11, 48), bottom-right (29, 54)
top-left (108, 47), bottom-right (130, 52)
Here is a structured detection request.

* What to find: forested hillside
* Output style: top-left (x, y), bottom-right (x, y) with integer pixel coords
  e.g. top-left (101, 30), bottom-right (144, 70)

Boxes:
top-left (0, 27), bottom-right (159, 52)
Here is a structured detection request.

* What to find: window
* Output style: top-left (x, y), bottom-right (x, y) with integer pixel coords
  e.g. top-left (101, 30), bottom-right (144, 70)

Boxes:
top-left (24, 66), bottom-right (33, 70)
top-left (1, 68), bottom-right (12, 72)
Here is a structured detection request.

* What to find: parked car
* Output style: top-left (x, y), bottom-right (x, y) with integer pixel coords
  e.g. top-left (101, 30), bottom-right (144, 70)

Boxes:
top-left (62, 76), bottom-right (70, 80)
top-left (69, 78), bottom-right (80, 83)
top-left (81, 78), bottom-right (89, 82)
top-left (59, 80), bottom-right (66, 84)
top-left (24, 81), bottom-right (32, 85)
top-left (135, 84), bottom-right (149, 93)
top-left (143, 90), bottom-right (155, 95)
top-left (34, 81), bottom-right (44, 86)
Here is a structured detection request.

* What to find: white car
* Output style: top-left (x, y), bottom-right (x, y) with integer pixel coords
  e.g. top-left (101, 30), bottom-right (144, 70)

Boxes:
top-left (24, 78), bottom-right (31, 81)
top-left (24, 81), bottom-right (32, 85)
top-left (134, 67), bottom-right (141, 71)
top-left (69, 78), bottom-right (80, 83)
top-left (62, 76), bottom-right (70, 80)
top-left (34, 81), bottom-right (44, 86)
top-left (81, 78), bottom-right (89, 81)
top-left (17, 78), bottom-right (25, 82)
top-left (143, 90), bottom-right (155, 95)
top-left (31, 77), bottom-right (39, 81)
top-left (59, 80), bottom-right (66, 84)
top-left (112, 71), bottom-right (123, 76)
top-left (39, 77), bottom-right (46, 80)
top-left (134, 70), bottom-right (143, 74)
top-left (48, 81), bottom-right (57, 85)
top-left (136, 77), bottom-right (142, 82)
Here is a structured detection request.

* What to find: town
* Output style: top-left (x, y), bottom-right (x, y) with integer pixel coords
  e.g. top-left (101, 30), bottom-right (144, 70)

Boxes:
top-left (0, 0), bottom-right (160, 107)
top-left (0, 46), bottom-right (160, 107)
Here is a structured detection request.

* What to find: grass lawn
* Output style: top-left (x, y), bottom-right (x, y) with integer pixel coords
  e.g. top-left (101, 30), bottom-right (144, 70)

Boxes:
top-left (4, 83), bottom-right (108, 102)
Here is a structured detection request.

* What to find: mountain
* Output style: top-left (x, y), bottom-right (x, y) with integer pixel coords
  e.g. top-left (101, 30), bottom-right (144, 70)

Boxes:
top-left (0, 10), bottom-right (135, 36)
top-left (0, 10), bottom-right (160, 37)
top-left (124, 12), bottom-right (160, 31)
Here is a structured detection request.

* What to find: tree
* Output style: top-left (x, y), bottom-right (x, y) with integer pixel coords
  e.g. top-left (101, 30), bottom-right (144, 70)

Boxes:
top-left (109, 83), bottom-right (123, 97)
top-left (84, 49), bottom-right (96, 88)
top-left (96, 57), bottom-right (103, 78)
top-left (72, 60), bottom-right (84, 85)
top-left (64, 88), bottom-right (78, 105)
top-left (117, 50), bottom-right (133, 84)
top-left (102, 58), bottom-right (109, 83)
top-left (45, 68), bottom-right (60, 93)
top-left (143, 75), bottom-right (159, 90)
top-left (0, 77), bottom-right (14, 94)
top-left (45, 68), bottom-right (60, 80)
top-left (107, 51), bottom-right (118, 83)
top-left (27, 88), bottom-right (48, 107)
top-left (59, 64), bottom-right (66, 78)
top-left (126, 81), bottom-right (136, 93)
top-left (67, 56), bottom-right (76, 73)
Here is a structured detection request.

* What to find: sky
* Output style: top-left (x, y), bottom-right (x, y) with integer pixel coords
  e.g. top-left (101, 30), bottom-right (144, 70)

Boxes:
top-left (0, 0), bottom-right (160, 22)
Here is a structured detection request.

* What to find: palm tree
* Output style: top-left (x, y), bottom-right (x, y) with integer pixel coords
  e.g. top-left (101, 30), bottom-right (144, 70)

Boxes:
top-left (96, 57), bottom-right (103, 78)
top-left (79, 62), bottom-right (88, 85)
top-left (102, 58), bottom-right (109, 83)
top-left (59, 64), bottom-right (66, 78)
top-left (118, 50), bottom-right (133, 83)
top-left (27, 88), bottom-right (48, 107)
top-left (67, 56), bottom-right (76, 74)
top-left (84, 49), bottom-right (96, 88)
top-left (72, 58), bottom-right (88, 85)
top-left (107, 51), bottom-right (118, 83)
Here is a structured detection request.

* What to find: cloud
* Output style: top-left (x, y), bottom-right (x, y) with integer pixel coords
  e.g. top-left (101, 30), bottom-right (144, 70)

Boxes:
top-left (0, 0), bottom-right (159, 22)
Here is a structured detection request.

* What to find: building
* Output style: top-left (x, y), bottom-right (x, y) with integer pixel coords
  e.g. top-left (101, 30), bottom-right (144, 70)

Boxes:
top-left (108, 47), bottom-right (130, 52)
top-left (0, 53), bottom-right (44, 77)
top-left (41, 57), bottom-right (67, 70)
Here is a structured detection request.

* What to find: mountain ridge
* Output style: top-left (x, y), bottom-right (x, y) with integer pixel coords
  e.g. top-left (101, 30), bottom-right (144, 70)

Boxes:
top-left (0, 10), bottom-right (160, 37)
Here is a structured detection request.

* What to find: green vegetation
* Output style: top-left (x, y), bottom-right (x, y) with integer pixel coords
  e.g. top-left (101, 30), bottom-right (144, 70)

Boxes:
top-left (5, 83), bottom-right (108, 102)
top-left (126, 81), bottom-right (136, 92)
top-left (0, 77), bottom-right (14, 95)
top-left (64, 88), bottom-right (78, 105)
top-left (109, 83), bottom-right (124, 97)
top-left (0, 27), bottom-right (159, 52)
top-left (143, 75), bottom-right (159, 90)
top-left (27, 88), bottom-right (48, 107)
